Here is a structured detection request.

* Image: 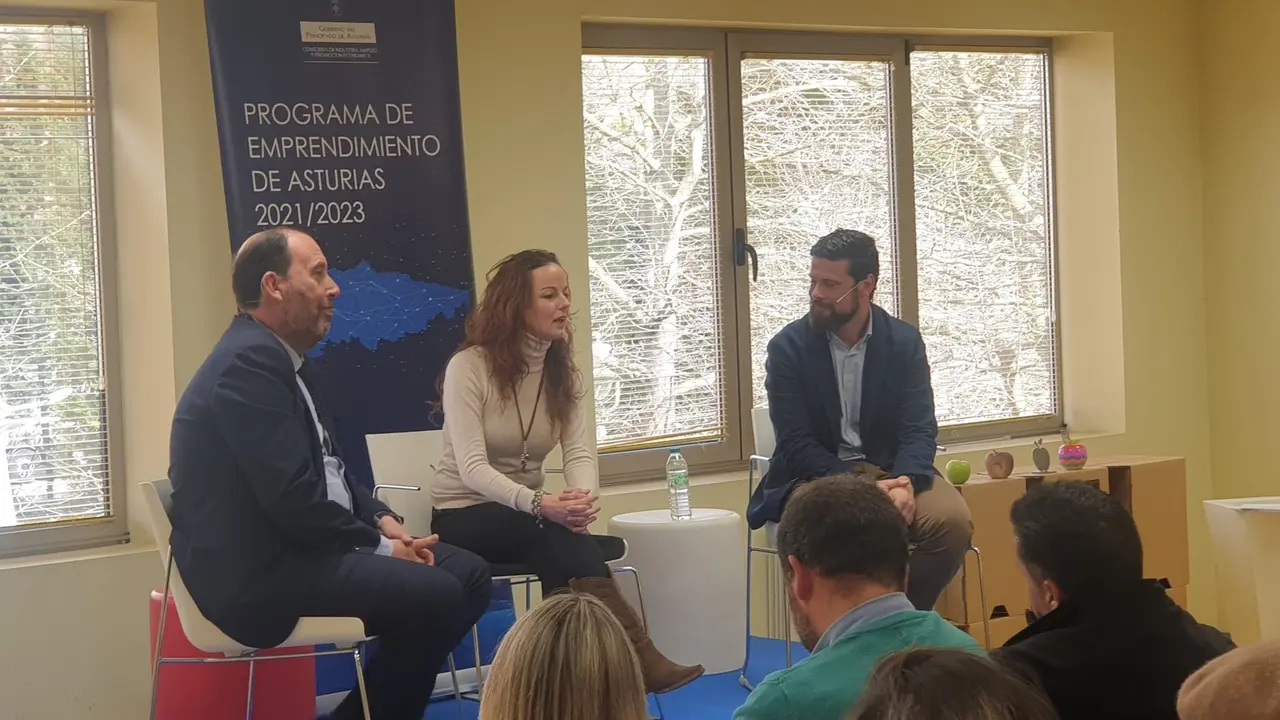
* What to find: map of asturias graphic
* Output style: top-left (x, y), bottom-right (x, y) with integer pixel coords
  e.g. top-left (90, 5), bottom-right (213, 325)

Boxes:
top-left (311, 261), bottom-right (471, 355)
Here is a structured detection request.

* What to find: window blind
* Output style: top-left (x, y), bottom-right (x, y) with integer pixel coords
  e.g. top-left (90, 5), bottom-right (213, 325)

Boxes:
top-left (582, 54), bottom-right (729, 454)
top-left (911, 50), bottom-right (1059, 429)
top-left (0, 21), bottom-right (111, 528)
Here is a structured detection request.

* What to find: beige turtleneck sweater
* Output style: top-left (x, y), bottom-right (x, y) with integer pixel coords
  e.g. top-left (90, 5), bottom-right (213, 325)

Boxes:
top-left (431, 335), bottom-right (596, 513)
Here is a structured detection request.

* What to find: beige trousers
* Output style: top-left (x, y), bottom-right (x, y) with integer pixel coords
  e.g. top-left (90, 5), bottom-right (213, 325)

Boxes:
top-left (766, 463), bottom-right (973, 610)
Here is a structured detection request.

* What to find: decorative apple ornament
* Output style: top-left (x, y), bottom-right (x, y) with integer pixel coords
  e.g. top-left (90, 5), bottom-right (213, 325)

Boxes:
top-left (985, 450), bottom-right (1014, 479)
top-left (1032, 439), bottom-right (1051, 472)
top-left (945, 459), bottom-right (971, 485)
top-left (1058, 431), bottom-right (1088, 470)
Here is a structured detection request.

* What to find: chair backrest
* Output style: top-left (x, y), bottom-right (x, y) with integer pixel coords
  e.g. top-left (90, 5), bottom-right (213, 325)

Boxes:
top-left (141, 478), bottom-right (174, 557)
top-left (751, 407), bottom-right (775, 458)
top-left (366, 430), bottom-right (442, 537)
top-left (140, 479), bottom-right (249, 653)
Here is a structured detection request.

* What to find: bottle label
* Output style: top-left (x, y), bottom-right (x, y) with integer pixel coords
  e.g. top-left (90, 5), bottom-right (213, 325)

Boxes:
top-left (669, 471), bottom-right (689, 489)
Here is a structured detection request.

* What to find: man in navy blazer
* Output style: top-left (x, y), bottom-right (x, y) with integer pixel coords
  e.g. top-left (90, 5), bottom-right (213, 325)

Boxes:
top-left (169, 227), bottom-right (490, 720)
top-left (746, 229), bottom-right (972, 610)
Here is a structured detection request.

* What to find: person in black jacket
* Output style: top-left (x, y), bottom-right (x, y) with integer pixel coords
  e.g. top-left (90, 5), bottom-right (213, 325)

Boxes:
top-left (994, 481), bottom-right (1233, 720)
top-left (746, 229), bottom-right (972, 609)
top-left (169, 227), bottom-right (491, 720)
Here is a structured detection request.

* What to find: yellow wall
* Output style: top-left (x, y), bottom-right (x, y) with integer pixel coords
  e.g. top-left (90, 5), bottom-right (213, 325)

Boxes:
top-left (0, 0), bottom-right (1228, 717)
top-left (454, 0), bottom-right (1214, 610)
top-left (1202, 0), bottom-right (1280, 501)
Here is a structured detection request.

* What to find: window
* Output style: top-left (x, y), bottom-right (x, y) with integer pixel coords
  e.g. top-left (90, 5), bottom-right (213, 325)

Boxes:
top-left (583, 28), bottom-right (1059, 480)
top-left (0, 15), bottom-right (123, 556)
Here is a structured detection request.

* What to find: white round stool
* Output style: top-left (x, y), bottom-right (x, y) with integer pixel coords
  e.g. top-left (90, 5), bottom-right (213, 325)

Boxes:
top-left (608, 508), bottom-right (746, 674)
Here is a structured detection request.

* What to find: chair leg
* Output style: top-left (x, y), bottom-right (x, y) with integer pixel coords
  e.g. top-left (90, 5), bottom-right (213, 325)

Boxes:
top-left (446, 652), bottom-right (465, 719)
top-left (148, 659), bottom-right (163, 720)
top-left (612, 566), bottom-right (649, 630)
top-left (740, 529), bottom-right (756, 690)
top-left (471, 625), bottom-right (485, 694)
top-left (150, 554), bottom-right (175, 720)
top-left (351, 645), bottom-right (372, 720)
top-left (783, 585), bottom-right (793, 668)
top-left (244, 659), bottom-right (256, 720)
top-left (971, 545), bottom-right (991, 650)
top-left (446, 652), bottom-right (463, 701)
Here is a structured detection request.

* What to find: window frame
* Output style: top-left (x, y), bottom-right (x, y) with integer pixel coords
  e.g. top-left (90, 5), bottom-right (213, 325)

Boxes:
top-left (905, 36), bottom-right (1063, 445)
top-left (581, 26), bottom-right (1064, 483)
top-left (0, 11), bottom-right (127, 558)
top-left (583, 27), bottom-right (746, 482)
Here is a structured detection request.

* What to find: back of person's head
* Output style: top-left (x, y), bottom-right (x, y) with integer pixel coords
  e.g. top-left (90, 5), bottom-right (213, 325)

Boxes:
top-left (1010, 480), bottom-right (1143, 602)
top-left (810, 228), bottom-right (880, 282)
top-left (479, 592), bottom-right (647, 720)
top-left (847, 647), bottom-right (1059, 720)
top-left (777, 475), bottom-right (908, 591)
top-left (1177, 638), bottom-right (1280, 720)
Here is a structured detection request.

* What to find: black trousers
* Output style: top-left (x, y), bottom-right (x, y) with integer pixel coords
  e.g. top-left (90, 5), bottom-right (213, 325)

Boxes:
top-left (432, 502), bottom-right (610, 594)
top-left (275, 543), bottom-right (491, 720)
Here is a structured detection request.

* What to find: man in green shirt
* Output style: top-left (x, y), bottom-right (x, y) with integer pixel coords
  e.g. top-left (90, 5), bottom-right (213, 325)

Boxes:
top-left (735, 475), bottom-right (983, 720)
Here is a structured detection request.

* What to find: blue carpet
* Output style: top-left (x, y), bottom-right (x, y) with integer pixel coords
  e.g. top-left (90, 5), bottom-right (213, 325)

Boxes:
top-left (420, 637), bottom-right (809, 719)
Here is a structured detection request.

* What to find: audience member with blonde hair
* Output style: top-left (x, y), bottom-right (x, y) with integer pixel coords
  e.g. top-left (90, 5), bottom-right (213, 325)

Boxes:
top-left (1177, 638), bottom-right (1280, 720)
top-left (847, 647), bottom-right (1058, 720)
top-left (479, 592), bottom-right (649, 720)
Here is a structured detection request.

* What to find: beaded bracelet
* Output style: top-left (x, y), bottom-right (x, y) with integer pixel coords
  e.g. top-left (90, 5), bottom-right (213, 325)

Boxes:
top-left (531, 489), bottom-right (546, 527)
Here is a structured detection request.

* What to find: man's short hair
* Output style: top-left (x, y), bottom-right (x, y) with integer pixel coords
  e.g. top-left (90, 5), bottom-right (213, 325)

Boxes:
top-left (232, 228), bottom-right (293, 308)
top-left (810, 228), bottom-right (880, 282)
top-left (1010, 481), bottom-right (1143, 598)
top-left (777, 475), bottom-right (909, 590)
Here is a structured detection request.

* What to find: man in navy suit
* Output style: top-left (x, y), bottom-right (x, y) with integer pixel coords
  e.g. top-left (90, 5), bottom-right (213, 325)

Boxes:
top-left (746, 229), bottom-right (972, 610)
top-left (169, 227), bottom-right (491, 720)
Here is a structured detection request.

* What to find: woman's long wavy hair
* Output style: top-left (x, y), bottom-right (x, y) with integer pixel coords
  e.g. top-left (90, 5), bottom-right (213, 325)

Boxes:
top-left (442, 250), bottom-right (579, 427)
top-left (479, 592), bottom-right (648, 720)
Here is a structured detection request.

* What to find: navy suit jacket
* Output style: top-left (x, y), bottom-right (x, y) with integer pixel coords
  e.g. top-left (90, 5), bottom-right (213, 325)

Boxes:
top-left (168, 314), bottom-right (393, 647)
top-left (746, 305), bottom-right (939, 529)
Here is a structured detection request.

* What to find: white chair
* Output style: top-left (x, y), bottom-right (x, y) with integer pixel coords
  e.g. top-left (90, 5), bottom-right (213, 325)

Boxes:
top-left (141, 479), bottom-right (373, 720)
top-left (365, 430), bottom-right (468, 705)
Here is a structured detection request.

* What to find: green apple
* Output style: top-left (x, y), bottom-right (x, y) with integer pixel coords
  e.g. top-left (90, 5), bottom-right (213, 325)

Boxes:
top-left (945, 459), bottom-right (971, 485)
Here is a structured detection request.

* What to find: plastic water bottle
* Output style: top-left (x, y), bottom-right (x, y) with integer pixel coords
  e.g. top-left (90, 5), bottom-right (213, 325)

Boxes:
top-left (666, 449), bottom-right (692, 520)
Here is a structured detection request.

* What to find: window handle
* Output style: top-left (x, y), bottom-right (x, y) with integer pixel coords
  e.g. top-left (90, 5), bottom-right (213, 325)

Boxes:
top-left (734, 228), bottom-right (758, 282)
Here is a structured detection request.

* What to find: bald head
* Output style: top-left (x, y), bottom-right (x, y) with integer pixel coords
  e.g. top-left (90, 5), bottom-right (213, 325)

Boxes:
top-left (233, 229), bottom-right (295, 308)
top-left (231, 227), bottom-right (339, 352)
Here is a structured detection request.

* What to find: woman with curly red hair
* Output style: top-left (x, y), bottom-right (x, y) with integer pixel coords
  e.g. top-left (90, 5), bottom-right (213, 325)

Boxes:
top-left (430, 249), bottom-right (703, 694)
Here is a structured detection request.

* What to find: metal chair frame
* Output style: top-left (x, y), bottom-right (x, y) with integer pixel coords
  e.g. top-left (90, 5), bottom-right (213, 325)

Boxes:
top-left (147, 476), bottom-right (376, 720)
top-left (150, 550), bottom-right (375, 720)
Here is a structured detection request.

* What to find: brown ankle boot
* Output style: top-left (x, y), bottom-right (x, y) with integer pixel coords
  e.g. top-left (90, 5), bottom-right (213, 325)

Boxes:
top-left (570, 576), bottom-right (705, 694)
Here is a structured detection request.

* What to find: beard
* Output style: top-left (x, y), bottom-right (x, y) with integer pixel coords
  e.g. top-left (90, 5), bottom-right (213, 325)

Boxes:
top-left (787, 590), bottom-right (822, 652)
top-left (281, 302), bottom-right (329, 351)
top-left (809, 296), bottom-right (858, 333)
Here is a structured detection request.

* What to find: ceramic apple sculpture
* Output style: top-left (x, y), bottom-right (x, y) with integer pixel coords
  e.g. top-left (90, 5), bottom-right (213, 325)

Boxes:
top-left (1032, 439), bottom-right (1051, 472)
top-left (945, 459), bottom-right (971, 485)
top-left (1058, 433), bottom-right (1088, 470)
top-left (984, 451), bottom-right (1014, 479)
